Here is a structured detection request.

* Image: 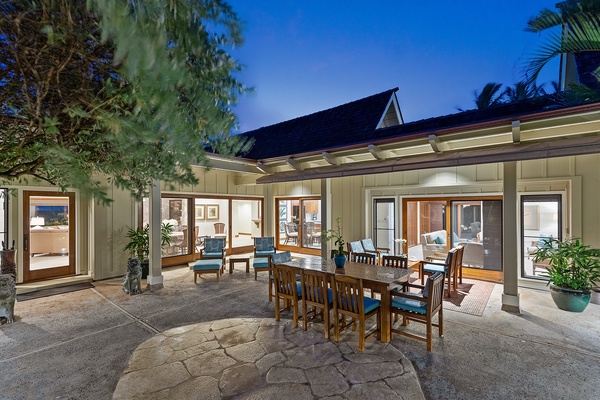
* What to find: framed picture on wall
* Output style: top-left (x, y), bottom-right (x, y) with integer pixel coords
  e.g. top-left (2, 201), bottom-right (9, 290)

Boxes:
top-left (195, 205), bottom-right (205, 220)
top-left (206, 204), bottom-right (219, 220)
top-left (169, 199), bottom-right (182, 221)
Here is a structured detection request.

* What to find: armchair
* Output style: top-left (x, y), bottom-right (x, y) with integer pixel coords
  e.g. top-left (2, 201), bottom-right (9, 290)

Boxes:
top-left (361, 238), bottom-right (390, 262)
top-left (421, 247), bottom-right (458, 298)
top-left (421, 230), bottom-right (448, 259)
top-left (390, 271), bottom-right (445, 351)
top-left (347, 240), bottom-right (365, 258)
top-left (254, 236), bottom-right (276, 259)
top-left (199, 237), bottom-right (226, 271)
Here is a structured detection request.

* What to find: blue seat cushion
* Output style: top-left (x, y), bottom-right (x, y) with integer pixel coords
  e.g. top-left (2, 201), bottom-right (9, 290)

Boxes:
top-left (193, 260), bottom-right (221, 271)
top-left (253, 259), bottom-right (269, 269)
top-left (423, 264), bottom-right (446, 274)
top-left (203, 252), bottom-right (223, 258)
top-left (391, 296), bottom-right (427, 314)
top-left (364, 297), bottom-right (381, 314)
top-left (255, 250), bottom-right (276, 257)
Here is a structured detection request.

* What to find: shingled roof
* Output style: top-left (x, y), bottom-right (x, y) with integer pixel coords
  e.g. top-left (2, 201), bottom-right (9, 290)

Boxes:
top-left (238, 88), bottom-right (399, 160)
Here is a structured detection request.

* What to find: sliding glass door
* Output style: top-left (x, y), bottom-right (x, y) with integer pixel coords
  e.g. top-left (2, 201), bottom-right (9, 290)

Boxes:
top-left (276, 197), bottom-right (321, 255)
top-left (402, 196), bottom-right (503, 280)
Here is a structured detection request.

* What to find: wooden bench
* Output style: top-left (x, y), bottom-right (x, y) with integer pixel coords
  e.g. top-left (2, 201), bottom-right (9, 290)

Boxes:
top-left (192, 260), bottom-right (222, 283)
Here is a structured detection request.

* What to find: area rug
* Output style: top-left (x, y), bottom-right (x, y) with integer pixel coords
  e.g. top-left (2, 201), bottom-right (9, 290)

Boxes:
top-left (17, 282), bottom-right (95, 302)
top-left (442, 279), bottom-right (495, 316)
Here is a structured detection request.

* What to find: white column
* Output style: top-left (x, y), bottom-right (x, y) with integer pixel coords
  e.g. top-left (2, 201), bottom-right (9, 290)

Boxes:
top-left (147, 180), bottom-right (164, 288)
top-left (502, 162), bottom-right (520, 313)
top-left (320, 178), bottom-right (332, 259)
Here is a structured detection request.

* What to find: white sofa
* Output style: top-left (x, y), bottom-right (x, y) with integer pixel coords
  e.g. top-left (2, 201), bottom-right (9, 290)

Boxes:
top-left (421, 230), bottom-right (447, 259)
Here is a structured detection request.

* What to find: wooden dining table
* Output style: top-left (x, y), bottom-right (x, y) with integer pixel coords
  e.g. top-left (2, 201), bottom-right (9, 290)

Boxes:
top-left (280, 256), bottom-right (412, 343)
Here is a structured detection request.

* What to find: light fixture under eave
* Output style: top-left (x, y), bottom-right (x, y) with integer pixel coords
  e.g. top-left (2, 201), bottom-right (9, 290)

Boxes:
top-left (368, 144), bottom-right (384, 160)
top-left (512, 120), bottom-right (521, 143)
top-left (285, 158), bottom-right (302, 171)
top-left (321, 152), bottom-right (338, 165)
top-left (428, 134), bottom-right (442, 153)
top-left (256, 162), bottom-right (271, 174)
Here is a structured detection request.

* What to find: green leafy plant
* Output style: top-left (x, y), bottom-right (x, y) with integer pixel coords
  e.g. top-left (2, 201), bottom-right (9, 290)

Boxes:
top-left (322, 217), bottom-right (345, 256)
top-left (124, 223), bottom-right (175, 261)
top-left (532, 237), bottom-right (600, 291)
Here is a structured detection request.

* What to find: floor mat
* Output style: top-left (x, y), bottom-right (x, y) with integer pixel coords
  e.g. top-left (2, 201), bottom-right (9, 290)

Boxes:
top-left (17, 282), bottom-right (95, 302)
top-left (442, 279), bottom-right (495, 316)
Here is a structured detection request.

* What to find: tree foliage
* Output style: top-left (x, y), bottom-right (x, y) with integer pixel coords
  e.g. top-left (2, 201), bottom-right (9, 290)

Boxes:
top-left (0, 0), bottom-right (251, 204)
top-left (526, 0), bottom-right (600, 102)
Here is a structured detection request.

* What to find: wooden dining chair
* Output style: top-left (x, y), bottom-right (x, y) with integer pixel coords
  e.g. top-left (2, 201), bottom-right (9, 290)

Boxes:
top-left (382, 254), bottom-right (409, 293)
top-left (272, 263), bottom-right (302, 328)
top-left (300, 269), bottom-right (333, 339)
top-left (331, 275), bottom-right (380, 352)
top-left (422, 248), bottom-right (457, 298)
top-left (351, 252), bottom-right (377, 265)
top-left (381, 255), bottom-right (408, 269)
top-left (390, 271), bottom-right (445, 351)
top-left (454, 244), bottom-right (464, 285)
top-left (330, 249), bottom-right (349, 259)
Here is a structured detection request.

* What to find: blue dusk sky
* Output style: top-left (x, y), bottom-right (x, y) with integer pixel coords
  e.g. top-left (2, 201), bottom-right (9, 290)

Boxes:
top-left (227, 1), bottom-right (561, 133)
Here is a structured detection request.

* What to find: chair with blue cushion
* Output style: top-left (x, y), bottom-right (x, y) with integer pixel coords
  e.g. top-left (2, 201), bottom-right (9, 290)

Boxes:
top-left (361, 238), bottom-right (390, 263)
top-left (382, 254), bottom-right (409, 292)
top-left (331, 275), bottom-right (381, 352)
top-left (272, 263), bottom-right (303, 328)
top-left (300, 269), bottom-right (333, 339)
top-left (271, 250), bottom-right (292, 265)
top-left (199, 237), bottom-right (226, 272)
top-left (421, 248), bottom-right (458, 298)
top-left (351, 252), bottom-right (377, 265)
top-left (347, 240), bottom-right (365, 259)
top-left (254, 236), bottom-right (276, 259)
top-left (390, 271), bottom-right (445, 351)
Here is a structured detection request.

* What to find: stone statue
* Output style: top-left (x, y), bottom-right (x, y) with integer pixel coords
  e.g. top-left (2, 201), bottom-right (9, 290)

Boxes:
top-left (123, 258), bottom-right (143, 295)
top-left (0, 274), bottom-right (16, 323)
top-left (1, 241), bottom-right (17, 281)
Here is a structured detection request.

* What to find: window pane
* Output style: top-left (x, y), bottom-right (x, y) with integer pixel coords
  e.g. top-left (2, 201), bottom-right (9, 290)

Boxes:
top-left (521, 195), bottom-right (562, 279)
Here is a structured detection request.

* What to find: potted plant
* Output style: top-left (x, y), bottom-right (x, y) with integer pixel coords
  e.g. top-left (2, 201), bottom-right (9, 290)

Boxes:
top-left (124, 223), bottom-right (175, 278)
top-left (532, 237), bottom-right (600, 312)
top-left (322, 217), bottom-right (346, 268)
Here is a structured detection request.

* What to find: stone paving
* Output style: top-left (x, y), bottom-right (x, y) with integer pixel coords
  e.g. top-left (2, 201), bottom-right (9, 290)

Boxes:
top-left (113, 317), bottom-right (424, 400)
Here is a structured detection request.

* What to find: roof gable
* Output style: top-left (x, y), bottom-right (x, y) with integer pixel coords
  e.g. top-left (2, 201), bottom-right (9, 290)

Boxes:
top-left (239, 88), bottom-right (400, 160)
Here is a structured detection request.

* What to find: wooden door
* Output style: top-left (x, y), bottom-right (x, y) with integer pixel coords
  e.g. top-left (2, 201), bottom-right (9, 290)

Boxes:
top-left (23, 191), bottom-right (76, 282)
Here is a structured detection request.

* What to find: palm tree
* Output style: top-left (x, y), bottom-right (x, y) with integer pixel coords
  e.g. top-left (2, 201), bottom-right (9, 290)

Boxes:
top-left (526, 1), bottom-right (600, 90)
top-left (504, 81), bottom-right (546, 103)
top-left (474, 82), bottom-right (505, 109)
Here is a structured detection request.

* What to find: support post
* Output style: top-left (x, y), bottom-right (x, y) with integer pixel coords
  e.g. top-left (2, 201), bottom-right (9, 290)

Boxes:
top-left (321, 178), bottom-right (332, 259)
top-left (147, 180), bottom-right (164, 288)
top-left (502, 161), bottom-right (520, 313)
